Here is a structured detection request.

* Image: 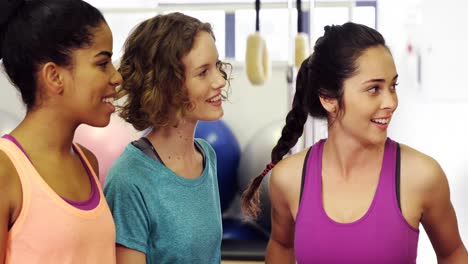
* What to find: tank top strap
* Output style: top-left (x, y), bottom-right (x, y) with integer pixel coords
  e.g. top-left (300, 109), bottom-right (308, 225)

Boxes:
top-left (374, 138), bottom-right (397, 205)
top-left (0, 137), bottom-right (34, 189)
top-left (297, 139), bottom-right (326, 219)
top-left (0, 138), bottom-right (33, 233)
top-left (72, 143), bottom-right (102, 191)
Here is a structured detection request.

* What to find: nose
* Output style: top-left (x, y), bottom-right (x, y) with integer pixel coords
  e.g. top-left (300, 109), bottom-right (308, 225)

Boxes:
top-left (382, 89), bottom-right (398, 111)
top-left (110, 65), bottom-right (123, 87)
top-left (211, 70), bottom-right (226, 90)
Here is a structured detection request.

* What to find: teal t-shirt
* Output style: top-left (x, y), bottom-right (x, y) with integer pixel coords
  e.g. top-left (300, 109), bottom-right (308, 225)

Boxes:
top-left (104, 138), bottom-right (222, 264)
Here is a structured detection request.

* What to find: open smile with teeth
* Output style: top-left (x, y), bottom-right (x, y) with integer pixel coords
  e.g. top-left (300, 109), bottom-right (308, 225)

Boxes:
top-left (207, 94), bottom-right (222, 103)
top-left (371, 118), bottom-right (389, 124)
top-left (102, 97), bottom-right (115, 104)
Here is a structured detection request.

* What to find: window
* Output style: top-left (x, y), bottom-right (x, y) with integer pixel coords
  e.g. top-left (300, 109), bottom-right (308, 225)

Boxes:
top-left (235, 8), bottom-right (297, 61)
top-left (311, 7), bottom-right (349, 44)
top-left (163, 10), bottom-right (226, 58)
top-left (353, 6), bottom-right (376, 29)
top-left (103, 12), bottom-right (156, 59)
top-left (86, 0), bottom-right (377, 62)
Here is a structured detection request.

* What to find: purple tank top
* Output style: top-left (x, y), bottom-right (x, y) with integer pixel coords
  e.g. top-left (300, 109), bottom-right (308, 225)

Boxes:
top-left (294, 138), bottom-right (419, 264)
top-left (1, 134), bottom-right (100, 210)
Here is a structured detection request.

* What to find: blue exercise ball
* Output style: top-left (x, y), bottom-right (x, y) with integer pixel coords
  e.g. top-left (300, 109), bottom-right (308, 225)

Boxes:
top-left (195, 120), bottom-right (241, 212)
top-left (222, 218), bottom-right (269, 241)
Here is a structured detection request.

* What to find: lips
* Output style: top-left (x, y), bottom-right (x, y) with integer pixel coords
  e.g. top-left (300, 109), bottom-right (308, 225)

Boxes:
top-left (102, 92), bottom-right (116, 103)
top-left (371, 118), bottom-right (389, 124)
top-left (206, 94), bottom-right (222, 103)
top-left (102, 97), bottom-right (114, 104)
top-left (101, 94), bottom-right (116, 113)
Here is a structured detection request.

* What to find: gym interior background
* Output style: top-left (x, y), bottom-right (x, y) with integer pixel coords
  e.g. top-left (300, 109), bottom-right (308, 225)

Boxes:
top-left (1, 0), bottom-right (467, 263)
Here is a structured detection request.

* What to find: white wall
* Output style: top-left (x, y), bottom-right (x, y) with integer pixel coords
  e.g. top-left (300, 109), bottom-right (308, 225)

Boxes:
top-left (379, 0), bottom-right (468, 262)
top-left (0, 70), bottom-right (25, 120)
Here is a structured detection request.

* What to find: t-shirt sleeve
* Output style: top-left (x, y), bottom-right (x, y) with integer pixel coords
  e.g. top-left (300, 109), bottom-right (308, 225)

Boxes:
top-left (104, 170), bottom-right (151, 254)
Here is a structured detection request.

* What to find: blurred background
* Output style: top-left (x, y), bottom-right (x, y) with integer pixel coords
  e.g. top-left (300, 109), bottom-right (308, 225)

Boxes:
top-left (1, 0), bottom-right (467, 263)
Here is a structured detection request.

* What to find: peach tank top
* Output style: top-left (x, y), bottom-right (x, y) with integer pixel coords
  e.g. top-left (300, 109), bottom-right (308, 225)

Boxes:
top-left (0, 138), bottom-right (116, 264)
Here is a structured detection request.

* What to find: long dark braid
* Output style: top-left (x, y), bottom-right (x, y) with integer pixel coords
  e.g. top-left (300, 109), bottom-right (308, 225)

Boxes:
top-left (241, 59), bottom-right (310, 218)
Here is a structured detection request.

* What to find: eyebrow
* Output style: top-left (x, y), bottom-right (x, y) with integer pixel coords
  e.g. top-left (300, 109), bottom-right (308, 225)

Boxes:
top-left (362, 74), bottom-right (399, 84)
top-left (195, 63), bottom-right (209, 71)
top-left (193, 58), bottom-right (220, 71)
top-left (94, 51), bottom-right (113, 58)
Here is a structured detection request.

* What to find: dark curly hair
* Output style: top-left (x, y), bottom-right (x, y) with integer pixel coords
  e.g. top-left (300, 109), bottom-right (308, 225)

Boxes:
top-left (0, 0), bottom-right (105, 111)
top-left (242, 22), bottom-right (387, 218)
top-left (117, 12), bottom-right (232, 131)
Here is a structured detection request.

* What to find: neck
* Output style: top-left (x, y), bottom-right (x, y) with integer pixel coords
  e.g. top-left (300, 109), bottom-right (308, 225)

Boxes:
top-left (10, 108), bottom-right (78, 156)
top-left (324, 129), bottom-right (385, 179)
top-left (145, 119), bottom-right (199, 162)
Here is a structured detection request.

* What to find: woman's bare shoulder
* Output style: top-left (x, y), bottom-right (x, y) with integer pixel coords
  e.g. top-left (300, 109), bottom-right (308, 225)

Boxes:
top-left (272, 148), bottom-right (310, 181)
top-left (399, 143), bottom-right (446, 193)
top-left (269, 148), bottom-right (310, 202)
top-left (0, 150), bottom-right (19, 187)
top-left (0, 150), bottom-right (22, 226)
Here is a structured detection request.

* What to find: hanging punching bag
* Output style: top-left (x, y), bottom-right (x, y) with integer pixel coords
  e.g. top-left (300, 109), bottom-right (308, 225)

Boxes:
top-left (294, 0), bottom-right (309, 69)
top-left (246, 0), bottom-right (271, 85)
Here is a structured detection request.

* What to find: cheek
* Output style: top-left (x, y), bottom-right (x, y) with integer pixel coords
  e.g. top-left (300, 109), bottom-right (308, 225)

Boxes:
top-left (188, 88), bottom-right (208, 104)
top-left (186, 81), bottom-right (205, 98)
top-left (341, 97), bottom-right (362, 119)
top-left (341, 104), bottom-right (370, 124)
top-left (188, 94), bottom-right (205, 108)
top-left (187, 96), bottom-right (206, 112)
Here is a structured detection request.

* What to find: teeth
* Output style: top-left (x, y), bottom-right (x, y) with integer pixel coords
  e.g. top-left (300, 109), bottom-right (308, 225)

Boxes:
top-left (208, 94), bottom-right (222, 103)
top-left (372, 118), bottom-right (389, 124)
top-left (102, 97), bottom-right (115, 104)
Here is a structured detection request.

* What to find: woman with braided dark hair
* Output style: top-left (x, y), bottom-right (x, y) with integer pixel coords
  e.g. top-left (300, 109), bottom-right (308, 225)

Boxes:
top-left (242, 22), bottom-right (467, 263)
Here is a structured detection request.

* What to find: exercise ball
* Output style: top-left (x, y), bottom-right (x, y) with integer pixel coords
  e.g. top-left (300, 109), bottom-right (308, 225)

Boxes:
top-left (0, 110), bottom-right (21, 136)
top-left (238, 120), bottom-right (284, 233)
top-left (74, 114), bottom-right (139, 186)
top-left (222, 217), bottom-right (269, 241)
top-left (195, 120), bottom-right (241, 212)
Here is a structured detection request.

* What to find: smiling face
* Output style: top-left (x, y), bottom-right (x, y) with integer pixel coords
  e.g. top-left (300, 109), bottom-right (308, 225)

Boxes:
top-left (62, 21), bottom-right (122, 127)
top-left (181, 31), bottom-right (226, 123)
top-left (331, 45), bottom-right (398, 145)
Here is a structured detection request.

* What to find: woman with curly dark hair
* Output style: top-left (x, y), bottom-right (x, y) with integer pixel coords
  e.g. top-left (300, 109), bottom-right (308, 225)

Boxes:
top-left (0, 0), bottom-right (122, 263)
top-left (104, 12), bottom-right (231, 264)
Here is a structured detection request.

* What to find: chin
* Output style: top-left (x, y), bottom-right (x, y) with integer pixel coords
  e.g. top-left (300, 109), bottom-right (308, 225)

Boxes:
top-left (202, 115), bottom-right (223, 122)
top-left (86, 117), bottom-right (111, 128)
top-left (203, 110), bottom-right (224, 121)
top-left (369, 133), bottom-right (388, 145)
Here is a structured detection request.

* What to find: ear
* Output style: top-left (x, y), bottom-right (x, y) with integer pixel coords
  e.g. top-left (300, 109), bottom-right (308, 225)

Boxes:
top-left (39, 62), bottom-right (66, 96)
top-left (319, 95), bottom-right (339, 116)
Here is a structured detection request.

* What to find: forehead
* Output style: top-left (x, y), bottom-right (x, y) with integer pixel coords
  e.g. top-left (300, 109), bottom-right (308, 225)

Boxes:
top-left (73, 22), bottom-right (113, 59)
top-left (182, 31), bottom-right (217, 69)
top-left (353, 45), bottom-right (396, 79)
top-left (87, 22), bottom-right (113, 51)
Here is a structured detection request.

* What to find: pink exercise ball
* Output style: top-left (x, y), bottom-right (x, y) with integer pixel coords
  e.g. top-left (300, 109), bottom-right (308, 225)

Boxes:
top-left (74, 115), bottom-right (139, 186)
